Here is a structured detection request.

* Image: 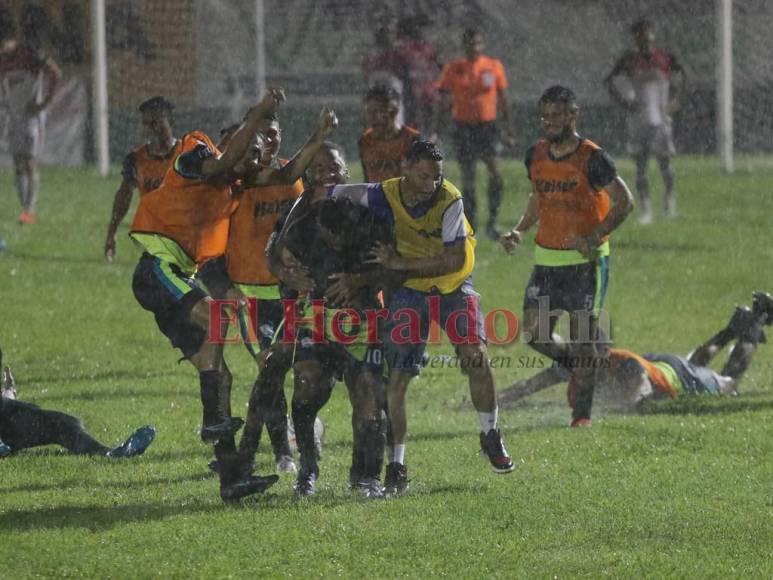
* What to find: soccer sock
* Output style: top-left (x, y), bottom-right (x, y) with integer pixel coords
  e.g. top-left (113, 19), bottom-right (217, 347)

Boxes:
top-left (658, 159), bottom-right (674, 197)
top-left (199, 370), bottom-right (223, 429)
top-left (28, 170), bottom-right (40, 214)
top-left (15, 174), bottom-right (30, 210)
top-left (478, 408), bottom-right (498, 433)
top-left (266, 389), bottom-right (291, 459)
top-left (487, 175), bottom-right (504, 225)
top-left (462, 189), bottom-right (477, 230)
top-left (391, 444), bottom-right (406, 465)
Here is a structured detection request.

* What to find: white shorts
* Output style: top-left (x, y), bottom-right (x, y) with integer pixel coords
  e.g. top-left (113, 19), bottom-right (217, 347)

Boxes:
top-left (626, 118), bottom-right (675, 158)
top-left (8, 113), bottom-right (45, 158)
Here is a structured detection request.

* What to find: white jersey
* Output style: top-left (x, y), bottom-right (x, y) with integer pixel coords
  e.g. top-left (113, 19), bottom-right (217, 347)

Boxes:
top-left (0, 45), bottom-right (47, 120)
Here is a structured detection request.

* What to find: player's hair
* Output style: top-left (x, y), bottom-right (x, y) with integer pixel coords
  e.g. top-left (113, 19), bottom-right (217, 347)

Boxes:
top-left (406, 140), bottom-right (443, 164)
top-left (538, 85), bottom-right (578, 108)
top-left (0, 7), bottom-right (16, 42)
top-left (364, 84), bottom-right (400, 105)
top-left (138, 96), bottom-right (175, 119)
top-left (462, 28), bottom-right (480, 43)
top-left (631, 19), bottom-right (653, 35)
top-left (317, 198), bottom-right (358, 245)
top-left (319, 140), bottom-right (346, 161)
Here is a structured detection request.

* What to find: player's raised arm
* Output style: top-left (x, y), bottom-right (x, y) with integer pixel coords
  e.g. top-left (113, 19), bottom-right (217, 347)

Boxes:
top-left (200, 88), bottom-right (285, 178)
top-left (247, 107), bottom-right (338, 187)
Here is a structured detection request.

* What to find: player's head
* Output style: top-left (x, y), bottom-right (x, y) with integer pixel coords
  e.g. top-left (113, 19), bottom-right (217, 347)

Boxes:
top-left (257, 112), bottom-right (281, 167)
top-left (631, 19), bottom-right (655, 51)
top-left (232, 131), bottom-right (267, 177)
top-left (462, 28), bottom-right (484, 59)
top-left (402, 140), bottom-right (443, 202)
top-left (317, 197), bottom-right (358, 251)
top-left (538, 85), bottom-right (579, 143)
top-left (0, 8), bottom-right (16, 45)
top-left (20, 4), bottom-right (47, 47)
top-left (305, 141), bottom-right (349, 188)
top-left (364, 84), bottom-right (400, 133)
top-left (138, 96), bottom-right (175, 146)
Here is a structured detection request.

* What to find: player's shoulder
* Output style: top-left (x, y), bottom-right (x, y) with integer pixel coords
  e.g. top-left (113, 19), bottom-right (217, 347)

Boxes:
top-left (482, 54), bottom-right (505, 67)
top-left (358, 128), bottom-right (375, 145)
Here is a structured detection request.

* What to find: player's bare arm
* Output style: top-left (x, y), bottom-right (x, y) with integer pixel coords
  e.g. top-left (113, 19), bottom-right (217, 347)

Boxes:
top-left (569, 176), bottom-right (634, 259)
top-left (201, 88), bottom-right (285, 178)
top-left (27, 56), bottom-right (61, 116)
top-left (500, 190), bottom-right (539, 254)
top-left (104, 179), bottom-right (136, 262)
top-left (265, 229), bottom-right (313, 293)
top-left (497, 88), bottom-right (514, 147)
top-left (245, 107), bottom-right (338, 187)
top-left (604, 59), bottom-right (635, 110)
top-left (366, 240), bottom-right (465, 277)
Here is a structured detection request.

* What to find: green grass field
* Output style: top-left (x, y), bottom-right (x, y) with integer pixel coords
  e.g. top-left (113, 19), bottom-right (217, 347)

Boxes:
top-left (1, 157), bottom-right (771, 578)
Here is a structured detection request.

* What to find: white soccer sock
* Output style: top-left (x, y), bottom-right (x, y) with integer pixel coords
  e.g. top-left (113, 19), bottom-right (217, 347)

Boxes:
top-left (478, 408), bottom-right (498, 433)
top-left (390, 444), bottom-right (405, 465)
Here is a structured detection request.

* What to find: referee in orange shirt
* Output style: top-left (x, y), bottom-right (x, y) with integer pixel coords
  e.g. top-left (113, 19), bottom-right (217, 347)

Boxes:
top-left (436, 28), bottom-right (513, 239)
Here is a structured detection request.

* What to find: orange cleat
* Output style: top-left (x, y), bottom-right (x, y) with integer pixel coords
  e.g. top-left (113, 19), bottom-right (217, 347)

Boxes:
top-left (18, 212), bottom-right (38, 225)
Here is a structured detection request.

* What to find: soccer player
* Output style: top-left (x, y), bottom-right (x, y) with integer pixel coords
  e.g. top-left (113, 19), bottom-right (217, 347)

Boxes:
top-left (605, 19), bottom-right (685, 224)
top-left (206, 112), bottom-right (304, 475)
top-left (358, 84), bottom-right (420, 182)
top-left (323, 140), bottom-right (515, 495)
top-left (436, 28), bottom-right (513, 239)
top-left (500, 85), bottom-right (634, 427)
top-left (0, 11), bottom-right (61, 224)
top-left (129, 89), bottom-right (337, 501)
top-left (500, 292), bottom-right (773, 414)
top-left (265, 143), bottom-right (396, 498)
top-left (0, 353), bottom-right (155, 459)
top-left (104, 96), bottom-right (182, 263)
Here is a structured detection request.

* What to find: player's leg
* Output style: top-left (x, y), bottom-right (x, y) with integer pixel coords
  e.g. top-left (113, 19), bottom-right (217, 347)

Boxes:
top-left (291, 358), bottom-right (335, 496)
top-left (455, 123), bottom-right (479, 230)
top-left (657, 155), bottom-right (675, 218)
top-left (635, 150), bottom-right (652, 224)
top-left (718, 302), bottom-right (768, 389)
top-left (521, 266), bottom-right (570, 362)
top-left (444, 281), bottom-right (514, 473)
top-left (481, 123), bottom-right (504, 239)
top-left (687, 305), bottom-right (756, 366)
top-left (498, 365), bottom-right (571, 405)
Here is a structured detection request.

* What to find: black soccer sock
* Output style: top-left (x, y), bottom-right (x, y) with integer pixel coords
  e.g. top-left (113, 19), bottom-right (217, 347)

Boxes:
top-left (54, 413), bottom-right (111, 455)
top-left (291, 400), bottom-right (320, 474)
top-left (462, 189), bottom-right (477, 230)
top-left (571, 378), bottom-right (596, 421)
top-left (265, 389), bottom-right (291, 460)
top-left (358, 416), bottom-right (386, 480)
top-left (487, 175), bottom-right (504, 225)
top-left (200, 370), bottom-right (224, 428)
top-left (721, 318), bottom-right (766, 379)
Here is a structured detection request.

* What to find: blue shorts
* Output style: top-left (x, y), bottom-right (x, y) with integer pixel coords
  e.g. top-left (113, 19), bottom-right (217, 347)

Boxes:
top-left (643, 353), bottom-right (722, 395)
top-left (384, 280), bottom-right (486, 376)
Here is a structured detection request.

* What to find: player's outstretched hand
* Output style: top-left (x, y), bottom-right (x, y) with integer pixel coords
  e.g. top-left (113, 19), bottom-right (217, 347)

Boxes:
top-left (104, 236), bottom-right (116, 263)
top-left (282, 266), bottom-right (314, 293)
top-left (499, 229), bottom-right (521, 255)
top-left (567, 233), bottom-right (601, 261)
top-left (248, 88), bottom-right (286, 122)
top-left (317, 107), bottom-right (338, 137)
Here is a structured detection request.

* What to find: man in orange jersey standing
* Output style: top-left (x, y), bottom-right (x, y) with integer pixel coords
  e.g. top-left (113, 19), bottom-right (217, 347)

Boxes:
top-left (129, 88), bottom-right (338, 501)
top-left (500, 85), bottom-right (634, 427)
top-left (104, 96), bottom-right (182, 263)
top-left (358, 84), bottom-right (420, 182)
top-left (436, 28), bottom-right (513, 240)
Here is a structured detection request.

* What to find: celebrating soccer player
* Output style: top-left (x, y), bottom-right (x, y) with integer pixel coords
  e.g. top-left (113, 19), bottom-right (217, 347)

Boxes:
top-left (500, 85), bottom-right (634, 426)
top-left (104, 97), bottom-right (181, 263)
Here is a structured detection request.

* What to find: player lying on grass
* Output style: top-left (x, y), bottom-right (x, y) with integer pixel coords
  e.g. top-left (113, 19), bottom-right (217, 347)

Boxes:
top-left (264, 145), bottom-right (402, 498)
top-left (498, 292), bottom-right (773, 417)
top-left (0, 350), bottom-right (155, 459)
top-left (128, 88), bottom-right (337, 501)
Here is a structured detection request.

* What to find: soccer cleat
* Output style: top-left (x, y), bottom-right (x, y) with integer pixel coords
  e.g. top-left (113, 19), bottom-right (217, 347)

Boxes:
top-left (0, 441), bottom-right (12, 458)
top-left (17, 212), bottom-right (38, 225)
top-left (570, 417), bottom-right (592, 428)
top-left (752, 291), bottom-right (773, 325)
top-left (107, 425), bottom-right (156, 458)
top-left (479, 429), bottom-right (515, 474)
top-left (200, 416), bottom-right (244, 443)
top-left (383, 462), bottom-right (409, 496)
top-left (293, 467), bottom-right (318, 497)
top-left (357, 478), bottom-right (386, 499)
top-left (220, 474), bottom-right (279, 502)
top-left (275, 455), bottom-right (297, 474)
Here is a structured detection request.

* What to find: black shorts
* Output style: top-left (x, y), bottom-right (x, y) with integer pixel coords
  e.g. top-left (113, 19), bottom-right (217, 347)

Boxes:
top-left (523, 258), bottom-right (610, 315)
top-left (132, 253), bottom-right (208, 359)
top-left (454, 121), bottom-right (501, 162)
